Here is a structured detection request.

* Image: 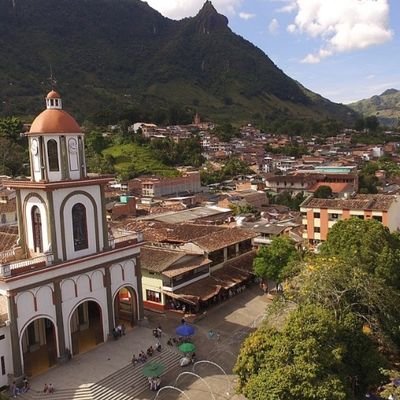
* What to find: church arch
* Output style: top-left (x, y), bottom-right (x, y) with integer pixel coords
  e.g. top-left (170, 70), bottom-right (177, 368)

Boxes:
top-left (47, 139), bottom-right (59, 171)
top-left (113, 285), bottom-right (138, 328)
top-left (20, 315), bottom-right (58, 377)
top-left (72, 203), bottom-right (88, 251)
top-left (68, 298), bottom-right (104, 356)
top-left (60, 191), bottom-right (100, 259)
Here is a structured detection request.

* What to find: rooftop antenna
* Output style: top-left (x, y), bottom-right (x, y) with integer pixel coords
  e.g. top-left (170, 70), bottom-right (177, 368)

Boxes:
top-left (48, 65), bottom-right (57, 90)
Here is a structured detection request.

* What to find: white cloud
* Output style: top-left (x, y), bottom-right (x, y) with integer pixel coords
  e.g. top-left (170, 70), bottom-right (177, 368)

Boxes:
top-left (268, 18), bottom-right (280, 34)
top-left (286, 0), bottom-right (393, 63)
top-left (144, 0), bottom-right (243, 20)
top-left (273, 0), bottom-right (297, 14)
top-left (239, 12), bottom-right (256, 20)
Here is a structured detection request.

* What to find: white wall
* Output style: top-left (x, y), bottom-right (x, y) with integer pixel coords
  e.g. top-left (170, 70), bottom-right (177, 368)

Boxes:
top-left (52, 185), bottom-right (104, 261)
top-left (45, 137), bottom-right (62, 182)
top-left (66, 135), bottom-right (82, 180)
top-left (60, 269), bottom-right (108, 352)
top-left (15, 284), bottom-right (58, 372)
top-left (22, 191), bottom-right (51, 254)
top-left (0, 326), bottom-right (11, 387)
top-left (387, 197), bottom-right (400, 231)
top-left (110, 258), bottom-right (140, 315)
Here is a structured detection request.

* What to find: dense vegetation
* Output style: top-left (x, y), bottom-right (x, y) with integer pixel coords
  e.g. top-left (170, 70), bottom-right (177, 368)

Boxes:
top-left (236, 219), bottom-right (400, 399)
top-left (0, 0), bottom-right (356, 125)
top-left (359, 157), bottom-right (400, 194)
top-left (0, 117), bottom-right (27, 176)
top-left (350, 89), bottom-right (400, 128)
top-left (200, 157), bottom-right (253, 185)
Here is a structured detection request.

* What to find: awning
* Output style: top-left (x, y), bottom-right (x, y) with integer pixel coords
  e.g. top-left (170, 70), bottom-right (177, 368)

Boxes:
top-left (212, 267), bottom-right (250, 289)
top-left (174, 276), bottom-right (222, 302)
top-left (163, 258), bottom-right (211, 278)
top-left (163, 291), bottom-right (198, 306)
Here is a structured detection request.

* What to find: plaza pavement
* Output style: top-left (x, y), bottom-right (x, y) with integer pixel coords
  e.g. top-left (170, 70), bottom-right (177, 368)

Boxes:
top-left (21, 284), bottom-right (270, 399)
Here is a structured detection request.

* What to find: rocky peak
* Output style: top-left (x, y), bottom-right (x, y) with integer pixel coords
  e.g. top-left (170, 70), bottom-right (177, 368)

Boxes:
top-left (380, 88), bottom-right (399, 96)
top-left (194, 0), bottom-right (228, 33)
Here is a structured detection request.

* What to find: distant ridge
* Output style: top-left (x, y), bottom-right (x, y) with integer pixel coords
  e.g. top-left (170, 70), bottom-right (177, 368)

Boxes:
top-left (349, 88), bottom-right (400, 127)
top-left (0, 0), bottom-right (356, 124)
top-left (380, 88), bottom-right (399, 97)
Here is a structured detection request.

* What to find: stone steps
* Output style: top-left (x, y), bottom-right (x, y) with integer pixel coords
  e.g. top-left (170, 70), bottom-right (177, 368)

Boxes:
top-left (11, 386), bottom-right (92, 400)
top-left (91, 349), bottom-right (181, 400)
top-left (15, 349), bottom-right (182, 400)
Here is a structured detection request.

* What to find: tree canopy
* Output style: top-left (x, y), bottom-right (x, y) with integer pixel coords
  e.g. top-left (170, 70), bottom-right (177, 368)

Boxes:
top-left (234, 305), bottom-right (385, 400)
top-left (287, 256), bottom-right (400, 346)
top-left (320, 218), bottom-right (400, 288)
top-left (313, 185), bottom-right (333, 198)
top-left (237, 217), bottom-right (400, 399)
top-left (253, 236), bottom-right (300, 284)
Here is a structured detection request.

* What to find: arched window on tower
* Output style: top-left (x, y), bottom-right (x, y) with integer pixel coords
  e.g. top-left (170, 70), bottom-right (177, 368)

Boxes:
top-left (72, 203), bottom-right (88, 251)
top-left (47, 139), bottom-right (59, 171)
top-left (31, 206), bottom-right (43, 253)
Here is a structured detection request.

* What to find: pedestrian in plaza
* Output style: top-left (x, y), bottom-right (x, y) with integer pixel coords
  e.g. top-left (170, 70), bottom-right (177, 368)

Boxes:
top-left (10, 381), bottom-right (19, 398)
top-left (157, 325), bottom-right (162, 337)
top-left (22, 377), bottom-right (30, 393)
top-left (155, 376), bottom-right (161, 390)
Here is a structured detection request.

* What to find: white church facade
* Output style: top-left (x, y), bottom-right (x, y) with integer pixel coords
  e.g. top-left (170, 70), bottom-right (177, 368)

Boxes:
top-left (0, 91), bottom-right (144, 383)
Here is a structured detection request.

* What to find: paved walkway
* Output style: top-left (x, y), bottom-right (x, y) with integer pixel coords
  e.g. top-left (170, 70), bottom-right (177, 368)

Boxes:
top-left (13, 285), bottom-right (269, 400)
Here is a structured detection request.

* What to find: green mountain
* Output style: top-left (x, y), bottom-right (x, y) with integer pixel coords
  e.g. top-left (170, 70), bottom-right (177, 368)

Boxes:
top-left (0, 0), bottom-right (356, 124)
top-left (349, 89), bottom-right (400, 128)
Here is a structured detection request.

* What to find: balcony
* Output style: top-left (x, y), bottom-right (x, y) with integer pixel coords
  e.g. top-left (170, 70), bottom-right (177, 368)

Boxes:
top-left (0, 252), bottom-right (54, 278)
top-left (108, 230), bottom-right (144, 249)
top-left (0, 230), bottom-right (144, 279)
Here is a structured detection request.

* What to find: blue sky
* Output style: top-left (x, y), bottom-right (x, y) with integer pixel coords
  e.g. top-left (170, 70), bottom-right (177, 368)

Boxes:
top-left (144, 0), bottom-right (400, 105)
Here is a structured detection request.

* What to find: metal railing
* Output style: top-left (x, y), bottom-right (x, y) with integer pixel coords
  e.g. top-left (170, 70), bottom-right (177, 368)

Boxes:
top-left (108, 231), bottom-right (143, 249)
top-left (0, 248), bottom-right (15, 262)
top-left (0, 253), bottom-right (54, 278)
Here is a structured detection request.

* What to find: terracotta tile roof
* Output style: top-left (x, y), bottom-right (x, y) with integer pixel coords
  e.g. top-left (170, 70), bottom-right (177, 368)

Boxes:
top-left (163, 256), bottom-right (211, 278)
top-left (118, 220), bottom-right (225, 243)
top-left (174, 252), bottom-right (255, 300)
top-left (308, 182), bottom-right (353, 194)
top-left (266, 174), bottom-right (320, 183)
top-left (301, 194), bottom-right (397, 211)
top-left (212, 266), bottom-right (250, 289)
top-left (0, 231), bottom-right (18, 253)
top-left (0, 198), bottom-right (16, 213)
top-left (149, 204), bottom-right (187, 214)
top-left (0, 225), bottom-right (18, 234)
top-left (174, 276), bottom-right (222, 301)
top-left (140, 246), bottom-right (185, 272)
top-left (193, 228), bottom-right (257, 252)
top-left (140, 245), bottom-right (211, 275)
top-left (222, 250), bottom-right (256, 273)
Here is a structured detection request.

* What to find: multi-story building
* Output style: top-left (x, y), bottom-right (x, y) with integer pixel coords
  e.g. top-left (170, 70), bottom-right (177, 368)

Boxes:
top-left (264, 168), bottom-right (359, 196)
top-left (0, 91), bottom-right (144, 383)
top-left (300, 194), bottom-right (400, 245)
top-left (139, 224), bottom-right (256, 313)
top-left (129, 171), bottom-right (201, 198)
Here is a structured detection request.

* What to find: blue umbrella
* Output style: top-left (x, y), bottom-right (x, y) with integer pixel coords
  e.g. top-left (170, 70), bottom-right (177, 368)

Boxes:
top-left (176, 324), bottom-right (195, 337)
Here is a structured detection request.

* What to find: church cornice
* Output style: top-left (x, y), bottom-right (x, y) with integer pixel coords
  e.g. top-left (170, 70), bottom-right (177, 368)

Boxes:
top-left (2, 241), bottom-right (143, 290)
top-left (7, 177), bottom-right (112, 190)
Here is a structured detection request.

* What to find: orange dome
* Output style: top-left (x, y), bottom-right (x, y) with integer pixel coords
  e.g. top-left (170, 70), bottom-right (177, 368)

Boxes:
top-left (29, 109), bottom-right (81, 135)
top-left (46, 90), bottom-right (61, 99)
